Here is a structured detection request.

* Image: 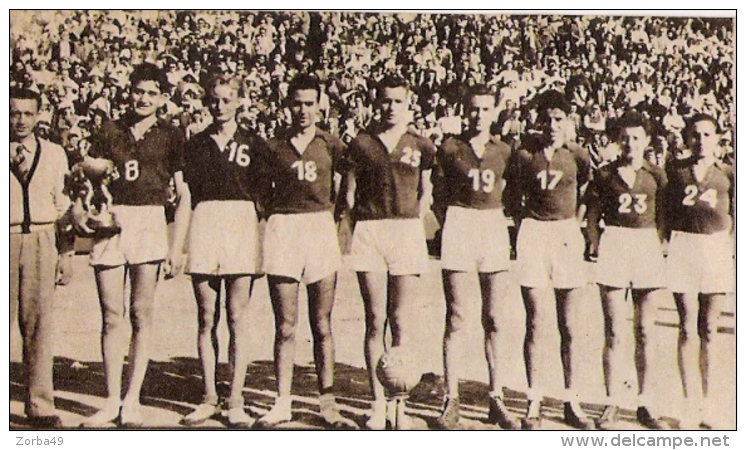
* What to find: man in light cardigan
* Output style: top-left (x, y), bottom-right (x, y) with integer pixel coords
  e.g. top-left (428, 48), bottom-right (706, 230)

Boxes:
top-left (10, 87), bottom-right (72, 429)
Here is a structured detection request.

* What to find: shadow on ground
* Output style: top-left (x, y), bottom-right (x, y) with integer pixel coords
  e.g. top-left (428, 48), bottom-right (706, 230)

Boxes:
top-left (12, 357), bottom-right (687, 430)
top-left (10, 357), bottom-right (551, 430)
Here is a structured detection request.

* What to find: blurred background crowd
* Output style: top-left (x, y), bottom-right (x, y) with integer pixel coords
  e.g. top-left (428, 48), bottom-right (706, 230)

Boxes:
top-left (10, 11), bottom-right (735, 170)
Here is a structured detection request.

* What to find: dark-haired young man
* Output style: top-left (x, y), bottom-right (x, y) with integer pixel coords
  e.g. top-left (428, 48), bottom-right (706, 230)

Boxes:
top-left (666, 113), bottom-right (734, 429)
top-left (344, 75), bottom-right (436, 430)
top-left (257, 74), bottom-right (357, 429)
top-left (431, 85), bottom-right (519, 430)
top-left (586, 111), bottom-right (670, 430)
top-left (11, 87), bottom-right (71, 428)
top-left (76, 63), bottom-right (191, 427)
top-left (503, 90), bottom-right (593, 430)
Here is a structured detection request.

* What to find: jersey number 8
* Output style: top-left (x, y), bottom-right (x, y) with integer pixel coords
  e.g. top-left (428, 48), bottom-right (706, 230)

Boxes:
top-left (124, 160), bottom-right (139, 181)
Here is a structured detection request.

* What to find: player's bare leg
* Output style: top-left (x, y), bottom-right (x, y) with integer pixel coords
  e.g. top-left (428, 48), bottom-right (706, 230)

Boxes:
top-left (631, 288), bottom-right (669, 429)
top-left (258, 275), bottom-right (300, 426)
top-left (701, 293), bottom-right (726, 427)
top-left (182, 276), bottom-right (221, 425)
top-left (308, 275), bottom-right (337, 395)
top-left (224, 275), bottom-right (254, 427)
top-left (480, 271), bottom-right (519, 429)
top-left (386, 274), bottom-right (420, 430)
top-left (597, 285), bottom-right (628, 428)
top-left (675, 292), bottom-right (704, 428)
top-left (82, 266), bottom-right (128, 427)
top-left (521, 286), bottom-right (555, 430)
top-left (436, 270), bottom-right (471, 429)
top-left (308, 273), bottom-right (357, 429)
top-left (120, 262), bottom-right (160, 426)
top-left (556, 287), bottom-right (594, 429)
top-left (674, 291), bottom-right (725, 428)
top-left (388, 275), bottom-right (419, 347)
top-left (357, 271), bottom-right (388, 429)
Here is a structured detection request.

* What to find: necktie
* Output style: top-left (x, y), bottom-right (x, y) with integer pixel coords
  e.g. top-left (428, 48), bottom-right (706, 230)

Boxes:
top-left (11, 144), bottom-right (28, 178)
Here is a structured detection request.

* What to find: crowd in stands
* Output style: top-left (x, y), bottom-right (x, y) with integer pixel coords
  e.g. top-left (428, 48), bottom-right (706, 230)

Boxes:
top-left (10, 11), bottom-right (735, 169)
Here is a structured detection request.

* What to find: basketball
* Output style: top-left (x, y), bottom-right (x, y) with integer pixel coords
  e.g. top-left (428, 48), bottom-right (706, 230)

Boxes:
top-left (376, 346), bottom-right (421, 396)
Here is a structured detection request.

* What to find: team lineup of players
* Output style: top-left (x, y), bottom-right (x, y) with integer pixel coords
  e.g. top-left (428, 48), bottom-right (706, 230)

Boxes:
top-left (49, 61), bottom-right (733, 430)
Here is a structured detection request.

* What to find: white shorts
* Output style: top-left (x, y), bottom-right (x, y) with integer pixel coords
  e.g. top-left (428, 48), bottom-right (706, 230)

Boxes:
top-left (263, 211), bottom-right (341, 284)
top-left (595, 226), bottom-right (666, 289)
top-left (517, 218), bottom-right (587, 289)
top-left (350, 218), bottom-right (430, 275)
top-left (187, 201), bottom-right (262, 276)
top-left (667, 230), bottom-right (735, 294)
top-left (441, 206), bottom-right (510, 273)
top-left (90, 205), bottom-right (168, 267)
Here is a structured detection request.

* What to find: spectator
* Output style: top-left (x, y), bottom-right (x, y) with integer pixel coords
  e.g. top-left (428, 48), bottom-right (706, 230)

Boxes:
top-left (8, 11), bottom-right (734, 184)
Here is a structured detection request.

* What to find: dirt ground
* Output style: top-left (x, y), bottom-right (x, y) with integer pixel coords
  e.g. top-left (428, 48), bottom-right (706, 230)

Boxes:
top-left (9, 254), bottom-right (735, 430)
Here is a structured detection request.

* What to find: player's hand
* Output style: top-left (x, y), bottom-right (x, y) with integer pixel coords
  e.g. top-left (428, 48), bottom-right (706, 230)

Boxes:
top-left (660, 239), bottom-right (669, 258)
top-left (163, 250), bottom-right (185, 280)
top-left (419, 198), bottom-right (433, 219)
top-left (56, 252), bottom-right (74, 286)
top-left (585, 244), bottom-right (598, 263)
top-left (333, 207), bottom-right (346, 223)
top-left (511, 217), bottom-right (522, 236)
top-left (71, 201), bottom-right (95, 235)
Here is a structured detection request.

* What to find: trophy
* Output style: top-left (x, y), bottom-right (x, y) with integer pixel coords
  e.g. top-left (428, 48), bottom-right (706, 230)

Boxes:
top-left (67, 158), bottom-right (121, 238)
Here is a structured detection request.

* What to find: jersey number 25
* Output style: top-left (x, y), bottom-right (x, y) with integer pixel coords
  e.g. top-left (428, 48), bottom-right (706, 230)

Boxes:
top-left (400, 147), bottom-right (421, 167)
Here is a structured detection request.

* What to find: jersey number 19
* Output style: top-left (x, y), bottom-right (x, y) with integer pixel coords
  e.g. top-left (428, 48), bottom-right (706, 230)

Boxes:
top-left (468, 168), bottom-right (496, 193)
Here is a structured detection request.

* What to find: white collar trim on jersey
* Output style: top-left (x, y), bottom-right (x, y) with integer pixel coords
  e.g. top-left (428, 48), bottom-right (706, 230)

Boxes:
top-left (129, 114), bottom-right (158, 142)
top-left (377, 124), bottom-right (409, 154)
top-left (290, 125), bottom-right (317, 155)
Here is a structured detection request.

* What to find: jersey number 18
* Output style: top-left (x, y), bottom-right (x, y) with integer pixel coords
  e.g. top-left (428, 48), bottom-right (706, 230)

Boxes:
top-left (292, 160), bottom-right (318, 182)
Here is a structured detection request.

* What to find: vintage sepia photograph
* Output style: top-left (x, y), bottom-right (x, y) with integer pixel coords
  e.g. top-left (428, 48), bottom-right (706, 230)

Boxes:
top-left (9, 9), bottom-right (735, 434)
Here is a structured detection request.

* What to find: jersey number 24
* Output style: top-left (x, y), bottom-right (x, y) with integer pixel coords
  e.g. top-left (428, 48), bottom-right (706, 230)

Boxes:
top-left (683, 185), bottom-right (717, 208)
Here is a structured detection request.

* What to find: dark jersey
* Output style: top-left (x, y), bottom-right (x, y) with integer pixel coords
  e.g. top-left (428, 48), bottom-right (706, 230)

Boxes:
top-left (666, 157), bottom-right (734, 234)
top-left (504, 142), bottom-right (591, 221)
top-left (88, 116), bottom-right (185, 206)
top-left (183, 125), bottom-right (269, 208)
top-left (434, 135), bottom-right (511, 210)
top-left (347, 129), bottom-right (436, 221)
top-left (264, 129), bottom-right (346, 215)
top-left (588, 160), bottom-right (667, 229)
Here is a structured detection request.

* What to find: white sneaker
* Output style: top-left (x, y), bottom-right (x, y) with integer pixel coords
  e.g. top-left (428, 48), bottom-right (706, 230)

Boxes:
top-left (182, 403), bottom-right (220, 426)
top-left (227, 406), bottom-right (254, 428)
top-left (319, 394), bottom-right (359, 429)
top-left (366, 400), bottom-right (387, 430)
top-left (256, 400), bottom-right (292, 428)
top-left (80, 401), bottom-right (121, 428)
